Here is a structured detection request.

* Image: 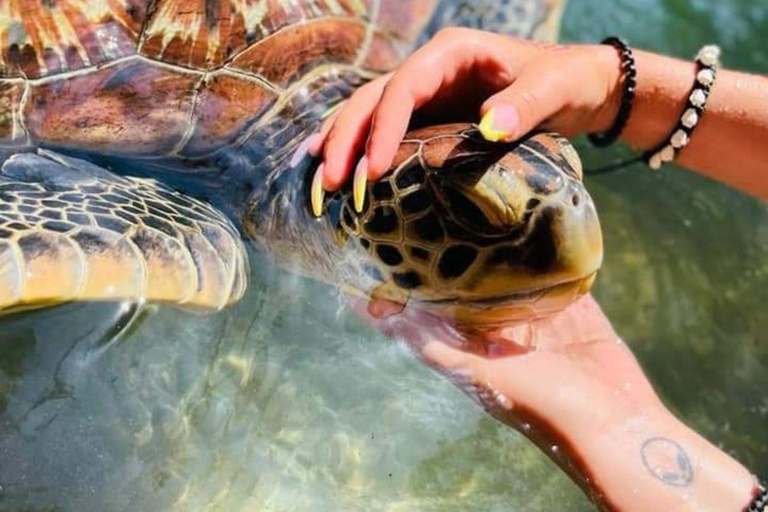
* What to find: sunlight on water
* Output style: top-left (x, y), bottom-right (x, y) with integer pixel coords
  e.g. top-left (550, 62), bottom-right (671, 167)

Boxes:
top-left (0, 262), bottom-right (578, 512)
top-left (0, 1), bottom-right (766, 511)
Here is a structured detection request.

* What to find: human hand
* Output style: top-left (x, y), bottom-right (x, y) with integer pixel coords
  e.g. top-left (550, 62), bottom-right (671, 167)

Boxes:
top-left (352, 294), bottom-right (662, 450)
top-left (350, 295), bottom-right (757, 512)
top-left (309, 29), bottom-right (624, 210)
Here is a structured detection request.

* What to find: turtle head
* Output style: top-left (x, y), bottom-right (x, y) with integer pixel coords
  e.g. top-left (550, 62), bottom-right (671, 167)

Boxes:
top-left (340, 124), bottom-right (603, 326)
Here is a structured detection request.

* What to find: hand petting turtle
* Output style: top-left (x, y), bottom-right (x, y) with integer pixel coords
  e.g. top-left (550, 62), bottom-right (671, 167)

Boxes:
top-left (309, 29), bottom-right (622, 202)
top-left (310, 29), bottom-right (768, 200)
top-left (321, 26), bottom-right (768, 512)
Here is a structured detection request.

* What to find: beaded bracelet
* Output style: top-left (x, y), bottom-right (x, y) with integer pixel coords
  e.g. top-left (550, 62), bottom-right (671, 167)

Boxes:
top-left (588, 37), bottom-right (637, 147)
top-left (746, 486), bottom-right (768, 512)
top-left (646, 44), bottom-right (721, 170)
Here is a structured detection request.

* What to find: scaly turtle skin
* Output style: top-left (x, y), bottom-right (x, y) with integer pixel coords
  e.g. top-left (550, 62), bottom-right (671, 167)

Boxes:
top-left (250, 124), bottom-right (600, 325)
top-left (0, 0), bottom-right (600, 326)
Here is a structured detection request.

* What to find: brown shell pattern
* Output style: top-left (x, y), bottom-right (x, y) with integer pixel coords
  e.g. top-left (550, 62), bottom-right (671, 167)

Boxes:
top-left (0, 0), bottom-right (431, 155)
top-left (0, 0), bottom-right (391, 78)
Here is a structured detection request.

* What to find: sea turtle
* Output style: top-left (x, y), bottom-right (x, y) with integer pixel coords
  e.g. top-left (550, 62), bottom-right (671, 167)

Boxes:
top-left (0, 0), bottom-right (601, 327)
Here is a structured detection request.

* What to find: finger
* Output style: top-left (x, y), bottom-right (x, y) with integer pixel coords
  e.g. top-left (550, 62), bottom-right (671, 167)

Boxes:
top-left (364, 48), bottom-right (453, 180)
top-left (351, 39), bottom-right (463, 213)
top-left (308, 109), bottom-right (340, 157)
top-left (421, 339), bottom-right (483, 372)
top-left (320, 75), bottom-right (390, 191)
top-left (479, 66), bottom-right (568, 142)
top-left (311, 72), bottom-right (394, 158)
top-left (363, 30), bottom-right (512, 179)
top-left (353, 70), bottom-right (435, 212)
top-left (363, 81), bottom-right (418, 182)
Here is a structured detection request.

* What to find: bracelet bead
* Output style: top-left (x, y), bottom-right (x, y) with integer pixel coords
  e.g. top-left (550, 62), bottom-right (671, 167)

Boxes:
top-left (681, 109), bottom-right (698, 128)
top-left (646, 44), bottom-right (721, 170)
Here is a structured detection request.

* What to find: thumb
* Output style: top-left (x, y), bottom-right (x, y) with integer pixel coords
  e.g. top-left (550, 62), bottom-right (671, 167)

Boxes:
top-left (479, 69), bottom-right (567, 142)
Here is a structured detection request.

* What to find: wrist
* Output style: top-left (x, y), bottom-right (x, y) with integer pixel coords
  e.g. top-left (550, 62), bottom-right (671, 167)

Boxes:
top-left (584, 406), bottom-right (756, 512)
top-left (618, 50), bottom-right (698, 151)
top-left (588, 43), bottom-right (626, 135)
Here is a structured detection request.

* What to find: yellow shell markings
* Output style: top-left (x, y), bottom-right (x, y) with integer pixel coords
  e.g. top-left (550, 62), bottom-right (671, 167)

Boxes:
top-left (1, 9), bottom-right (85, 75)
top-left (139, 2), bottom-right (206, 61)
top-left (138, 0), bottom-right (372, 64)
top-left (0, 0), bottom-right (142, 77)
top-left (0, 79), bottom-right (27, 144)
top-left (0, 0), bottom-right (390, 163)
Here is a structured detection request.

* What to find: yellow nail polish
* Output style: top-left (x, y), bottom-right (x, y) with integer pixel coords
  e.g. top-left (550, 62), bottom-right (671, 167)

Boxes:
top-left (311, 164), bottom-right (325, 218)
top-left (353, 157), bottom-right (368, 214)
top-left (478, 108), bottom-right (514, 142)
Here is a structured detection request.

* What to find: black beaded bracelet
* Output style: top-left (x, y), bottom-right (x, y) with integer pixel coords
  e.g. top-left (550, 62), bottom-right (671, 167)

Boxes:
top-left (588, 37), bottom-right (637, 147)
top-left (645, 44), bottom-right (721, 170)
top-left (746, 486), bottom-right (768, 512)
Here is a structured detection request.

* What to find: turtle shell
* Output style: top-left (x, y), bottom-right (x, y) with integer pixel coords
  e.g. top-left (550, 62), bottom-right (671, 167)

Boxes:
top-left (0, 0), bottom-right (437, 156)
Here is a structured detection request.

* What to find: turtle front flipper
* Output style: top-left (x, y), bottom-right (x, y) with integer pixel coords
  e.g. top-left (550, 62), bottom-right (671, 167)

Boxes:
top-left (0, 150), bottom-right (247, 312)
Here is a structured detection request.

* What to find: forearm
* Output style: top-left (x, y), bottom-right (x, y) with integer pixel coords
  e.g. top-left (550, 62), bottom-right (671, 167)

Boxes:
top-left (512, 374), bottom-right (759, 512)
top-left (482, 332), bottom-right (759, 512)
top-left (436, 341), bottom-right (759, 512)
top-left (356, 295), bottom-right (761, 512)
top-left (578, 405), bottom-right (758, 512)
top-left (610, 50), bottom-right (768, 199)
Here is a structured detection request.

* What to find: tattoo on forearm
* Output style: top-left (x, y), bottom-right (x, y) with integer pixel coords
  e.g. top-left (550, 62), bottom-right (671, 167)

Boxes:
top-left (641, 437), bottom-right (694, 487)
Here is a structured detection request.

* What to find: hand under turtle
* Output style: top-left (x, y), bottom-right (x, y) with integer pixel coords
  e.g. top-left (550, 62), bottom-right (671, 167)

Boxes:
top-left (351, 294), bottom-right (757, 512)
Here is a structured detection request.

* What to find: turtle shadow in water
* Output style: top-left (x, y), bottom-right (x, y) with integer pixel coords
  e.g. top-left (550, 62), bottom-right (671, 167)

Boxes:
top-left (0, 302), bottom-right (143, 428)
top-left (0, 299), bottom-right (237, 510)
top-left (0, 302), bottom-right (151, 507)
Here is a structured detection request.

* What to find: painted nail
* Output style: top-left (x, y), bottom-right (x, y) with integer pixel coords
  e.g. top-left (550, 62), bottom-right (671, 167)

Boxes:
top-left (291, 136), bottom-right (311, 168)
top-left (310, 164), bottom-right (325, 218)
top-left (478, 105), bottom-right (519, 142)
top-left (306, 133), bottom-right (323, 158)
top-left (353, 157), bottom-right (368, 213)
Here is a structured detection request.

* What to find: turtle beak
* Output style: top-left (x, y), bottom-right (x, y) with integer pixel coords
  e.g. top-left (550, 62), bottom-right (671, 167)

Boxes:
top-left (409, 132), bottom-right (602, 325)
top-left (418, 168), bottom-right (603, 326)
top-left (433, 158), bottom-right (603, 299)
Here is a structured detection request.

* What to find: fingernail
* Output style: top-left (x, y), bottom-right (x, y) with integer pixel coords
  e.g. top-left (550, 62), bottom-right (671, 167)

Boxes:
top-left (353, 157), bottom-right (368, 214)
top-left (306, 133), bottom-right (323, 158)
top-left (478, 105), bottom-right (519, 142)
top-left (291, 135), bottom-right (317, 168)
top-left (310, 164), bottom-right (325, 218)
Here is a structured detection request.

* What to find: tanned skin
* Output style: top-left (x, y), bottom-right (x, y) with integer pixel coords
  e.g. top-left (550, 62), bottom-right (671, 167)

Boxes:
top-left (310, 29), bottom-right (768, 199)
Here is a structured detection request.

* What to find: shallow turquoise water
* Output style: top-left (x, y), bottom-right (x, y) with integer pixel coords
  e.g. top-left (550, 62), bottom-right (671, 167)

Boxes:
top-left (0, 1), bottom-right (766, 511)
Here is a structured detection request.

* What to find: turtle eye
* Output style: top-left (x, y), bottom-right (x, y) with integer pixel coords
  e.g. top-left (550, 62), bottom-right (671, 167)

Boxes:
top-left (434, 176), bottom-right (529, 240)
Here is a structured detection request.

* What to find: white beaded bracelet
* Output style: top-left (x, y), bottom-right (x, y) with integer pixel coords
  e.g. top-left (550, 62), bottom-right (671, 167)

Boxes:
top-left (646, 44), bottom-right (721, 170)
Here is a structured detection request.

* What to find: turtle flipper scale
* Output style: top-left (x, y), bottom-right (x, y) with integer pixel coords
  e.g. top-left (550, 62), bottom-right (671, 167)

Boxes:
top-left (0, 150), bottom-right (247, 312)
